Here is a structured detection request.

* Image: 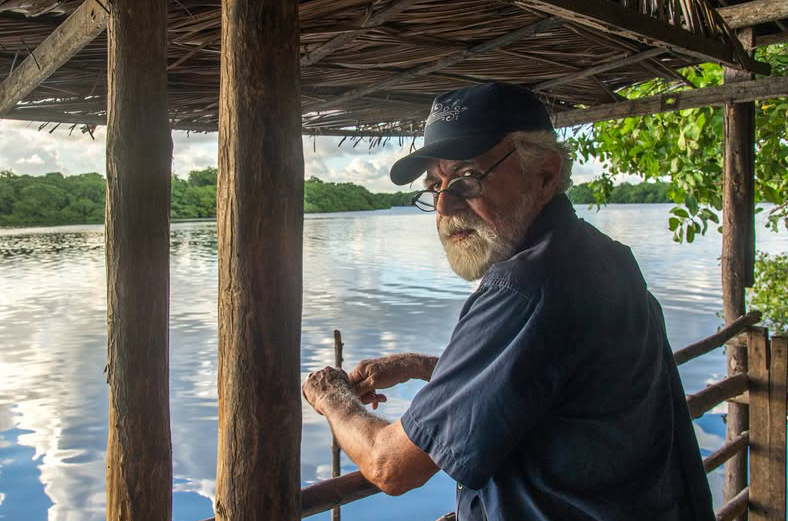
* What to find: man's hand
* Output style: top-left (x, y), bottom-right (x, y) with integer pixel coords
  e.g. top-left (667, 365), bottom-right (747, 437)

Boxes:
top-left (303, 367), bottom-right (353, 416)
top-left (348, 353), bottom-right (437, 410)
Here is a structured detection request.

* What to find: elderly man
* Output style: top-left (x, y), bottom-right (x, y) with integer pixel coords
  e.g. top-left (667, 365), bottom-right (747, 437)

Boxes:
top-left (303, 83), bottom-right (714, 521)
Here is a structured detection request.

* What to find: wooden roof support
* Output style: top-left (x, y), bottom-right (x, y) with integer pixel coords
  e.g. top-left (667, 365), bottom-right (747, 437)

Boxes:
top-left (718, 0), bottom-right (788, 30)
top-left (0, 0), bottom-right (107, 117)
top-left (215, 0), bottom-right (304, 519)
top-left (533, 47), bottom-right (665, 92)
top-left (104, 0), bottom-right (172, 520)
top-left (309, 17), bottom-right (563, 112)
top-left (721, 35), bottom-right (755, 510)
top-left (301, 0), bottom-right (421, 67)
top-left (552, 74), bottom-right (788, 127)
top-left (515, 0), bottom-right (770, 75)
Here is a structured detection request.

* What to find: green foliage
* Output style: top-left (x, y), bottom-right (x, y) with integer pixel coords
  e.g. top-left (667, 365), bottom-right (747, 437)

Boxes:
top-left (304, 176), bottom-right (414, 213)
top-left (568, 181), bottom-right (671, 204)
top-left (0, 170), bottom-right (106, 226)
top-left (568, 44), bottom-right (788, 243)
top-left (0, 168), bottom-right (416, 226)
top-left (748, 252), bottom-right (788, 332)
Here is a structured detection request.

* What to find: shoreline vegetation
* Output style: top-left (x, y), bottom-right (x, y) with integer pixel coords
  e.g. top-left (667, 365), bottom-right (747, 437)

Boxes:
top-left (1, 167), bottom-right (670, 227)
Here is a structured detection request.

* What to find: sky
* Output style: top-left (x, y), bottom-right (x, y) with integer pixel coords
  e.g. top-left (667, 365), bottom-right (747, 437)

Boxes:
top-left (0, 119), bottom-right (606, 193)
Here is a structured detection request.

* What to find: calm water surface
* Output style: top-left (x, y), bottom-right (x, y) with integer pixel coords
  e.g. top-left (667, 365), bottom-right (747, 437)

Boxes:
top-left (1, 204), bottom-right (786, 521)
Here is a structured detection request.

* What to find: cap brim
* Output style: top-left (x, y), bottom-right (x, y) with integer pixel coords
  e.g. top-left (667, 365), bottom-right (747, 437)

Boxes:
top-left (389, 133), bottom-right (506, 186)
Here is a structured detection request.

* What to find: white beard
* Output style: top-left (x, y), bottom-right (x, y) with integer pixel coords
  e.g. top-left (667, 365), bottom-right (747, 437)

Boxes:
top-left (438, 193), bottom-right (539, 281)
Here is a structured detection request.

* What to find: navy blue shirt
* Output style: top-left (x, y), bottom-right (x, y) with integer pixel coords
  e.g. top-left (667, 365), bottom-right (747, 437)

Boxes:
top-left (401, 195), bottom-right (714, 521)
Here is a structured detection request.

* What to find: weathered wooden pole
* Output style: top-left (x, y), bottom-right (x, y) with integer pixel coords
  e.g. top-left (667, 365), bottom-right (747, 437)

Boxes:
top-left (721, 29), bottom-right (756, 518)
top-left (748, 330), bottom-right (787, 521)
top-left (332, 330), bottom-right (344, 521)
top-left (215, 0), bottom-right (304, 519)
top-left (104, 0), bottom-right (173, 520)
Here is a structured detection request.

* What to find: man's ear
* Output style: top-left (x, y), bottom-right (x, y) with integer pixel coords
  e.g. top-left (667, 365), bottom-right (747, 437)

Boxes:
top-left (539, 151), bottom-right (562, 193)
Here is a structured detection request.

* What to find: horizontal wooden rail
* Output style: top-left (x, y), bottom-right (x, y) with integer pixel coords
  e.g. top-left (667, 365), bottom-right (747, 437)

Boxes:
top-left (674, 311), bottom-right (761, 366)
top-left (686, 372), bottom-right (749, 420)
top-left (301, 471), bottom-right (380, 517)
top-left (703, 430), bottom-right (749, 473)
top-left (197, 472), bottom-right (379, 521)
top-left (715, 486), bottom-right (749, 521)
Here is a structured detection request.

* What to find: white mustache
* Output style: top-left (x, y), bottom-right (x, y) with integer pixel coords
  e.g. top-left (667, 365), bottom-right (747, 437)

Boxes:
top-left (439, 213), bottom-right (497, 240)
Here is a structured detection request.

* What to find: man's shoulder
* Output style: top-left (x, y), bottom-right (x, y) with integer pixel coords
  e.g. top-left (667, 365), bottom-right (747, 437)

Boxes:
top-left (482, 217), bottom-right (632, 293)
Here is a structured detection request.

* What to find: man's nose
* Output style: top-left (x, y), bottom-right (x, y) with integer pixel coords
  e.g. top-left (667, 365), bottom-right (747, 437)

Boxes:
top-left (435, 186), bottom-right (466, 216)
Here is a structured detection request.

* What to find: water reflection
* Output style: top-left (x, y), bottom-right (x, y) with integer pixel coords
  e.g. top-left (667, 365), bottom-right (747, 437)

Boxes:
top-left (1, 205), bottom-right (786, 520)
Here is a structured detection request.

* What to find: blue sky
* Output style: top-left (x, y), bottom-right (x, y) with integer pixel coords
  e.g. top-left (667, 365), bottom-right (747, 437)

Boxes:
top-left (0, 119), bottom-right (605, 193)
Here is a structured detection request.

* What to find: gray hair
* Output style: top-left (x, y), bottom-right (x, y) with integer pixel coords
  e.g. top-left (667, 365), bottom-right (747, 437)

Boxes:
top-left (508, 130), bottom-right (573, 194)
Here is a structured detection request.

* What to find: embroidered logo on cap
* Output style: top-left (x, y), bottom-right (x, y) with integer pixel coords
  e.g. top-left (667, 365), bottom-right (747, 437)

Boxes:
top-left (426, 102), bottom-right (469, 127)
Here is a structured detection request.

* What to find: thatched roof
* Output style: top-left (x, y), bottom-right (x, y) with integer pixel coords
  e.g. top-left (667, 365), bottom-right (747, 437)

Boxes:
top-left (0, 0), bottom-right (784, 135)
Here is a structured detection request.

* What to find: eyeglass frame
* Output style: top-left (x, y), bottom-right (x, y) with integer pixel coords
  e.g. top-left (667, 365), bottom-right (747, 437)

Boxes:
top-left (410, 147), bottom-right (518, 212)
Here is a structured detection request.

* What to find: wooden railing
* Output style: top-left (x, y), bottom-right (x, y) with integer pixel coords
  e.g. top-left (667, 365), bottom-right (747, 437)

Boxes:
top-left (674, 310), bottom-right (787, 521)
top-left (202, 312), bottom-right (787, 520)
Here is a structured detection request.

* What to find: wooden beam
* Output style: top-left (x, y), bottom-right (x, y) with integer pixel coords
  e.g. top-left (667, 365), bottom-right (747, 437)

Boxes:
top-left (198, 471), bottom-right (381, 521)
top-left (686, 372), bottom-right (749, 420)
top-left (533, 48), bottom-right (665, 91)
top-left (748, 331), bottom-right (787, 521)
top-left (673, 311), bottom-right (761, 366)
top-left (311, 17), bottom-right (562, 111)
top-left (215, 0), bottom-right (304, 519)
top-left (0, 0), bottom-right (107, 117)
top-left (703, 430), bottom-right (749, 473)
top-left (552, 74), bottom-right (788, 127)
top-left (718, 0), bottom-right (788, 29)
top-left (515, 0), bottom-right (769, 74)
top-left (716, 487), bottom-right (749, 521)
top-left (302, 471), bottom-right (380, 518)
top-left (753, 31), bottom-right (788, 48)
top-left (301, 0), bottom-right (420, 67)
top-left (104, 1), bottom-right (172, 520)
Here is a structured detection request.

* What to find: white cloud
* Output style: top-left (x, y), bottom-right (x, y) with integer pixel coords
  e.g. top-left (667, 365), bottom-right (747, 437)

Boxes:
top-left (16, 153), bottom-right (45, 165)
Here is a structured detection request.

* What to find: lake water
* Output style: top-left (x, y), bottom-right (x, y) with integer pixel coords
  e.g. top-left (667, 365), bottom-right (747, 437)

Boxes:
top-left (1, 204), bottom-right (786, 521)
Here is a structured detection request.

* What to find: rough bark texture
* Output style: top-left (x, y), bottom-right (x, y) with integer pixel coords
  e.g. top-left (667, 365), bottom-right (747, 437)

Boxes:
top-left (721, 56), bottom-right (755, 518)
top-left (105, 1), bottom-right (173, 520)
top-left (215, 1), bottom-right (304, 520)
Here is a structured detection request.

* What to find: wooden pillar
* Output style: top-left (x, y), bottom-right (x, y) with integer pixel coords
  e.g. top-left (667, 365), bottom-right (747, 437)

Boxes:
top-left (105, 1), bottom-right (173, 520)
top-left (215, 0), bottom-right (304, 520)
top-left (721, 28), bottom-right (756, 516)
top-left (748, 330), bottom-right (787, 521)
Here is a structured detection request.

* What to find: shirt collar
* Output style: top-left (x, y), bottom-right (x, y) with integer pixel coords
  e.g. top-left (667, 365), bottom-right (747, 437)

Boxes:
top-left (516, 193), bottom-right (577, 252)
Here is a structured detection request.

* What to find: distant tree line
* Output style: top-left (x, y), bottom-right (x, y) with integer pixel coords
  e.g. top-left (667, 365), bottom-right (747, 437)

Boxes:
top-left (0, 168), bottom-right (416, 226)
top-left (568, 181), bottom-right (671, 205)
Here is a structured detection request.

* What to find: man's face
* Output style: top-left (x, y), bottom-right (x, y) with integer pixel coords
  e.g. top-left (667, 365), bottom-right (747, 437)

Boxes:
top-left (424, 139), bottom-right (558, 281)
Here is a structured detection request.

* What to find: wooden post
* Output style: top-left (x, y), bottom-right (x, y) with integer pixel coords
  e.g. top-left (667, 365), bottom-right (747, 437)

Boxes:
top-left (721, 29), bottom-right (756, 515)
top-left (104, 1), bottom-right (173, 520)
top-left (332, 330), bottom-right (344, 521)
top-left (748, 331), bottom-right (787, 521)
top-left (214, 0), bottom-right (304, 520)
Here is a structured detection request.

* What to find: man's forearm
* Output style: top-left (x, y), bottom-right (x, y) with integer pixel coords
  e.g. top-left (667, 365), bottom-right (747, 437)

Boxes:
top-left (320, 388), bottom-right (438, 495)
top-left (322, 387), bottom-right (389, 472)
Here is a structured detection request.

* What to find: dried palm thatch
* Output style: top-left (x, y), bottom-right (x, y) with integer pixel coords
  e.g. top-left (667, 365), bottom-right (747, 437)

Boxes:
top-left (0, 0), bottom-right (774, 136)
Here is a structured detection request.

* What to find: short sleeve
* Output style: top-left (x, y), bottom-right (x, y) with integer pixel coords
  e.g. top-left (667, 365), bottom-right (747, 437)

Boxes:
top-left (401, 281), bottom-right (583, 490)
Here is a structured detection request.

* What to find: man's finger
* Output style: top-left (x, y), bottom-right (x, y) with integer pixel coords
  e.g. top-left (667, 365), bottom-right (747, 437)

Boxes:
top-left (347, 366), bottom-right (366, 384)
top-left (353, 378), bottom-right (375, 397)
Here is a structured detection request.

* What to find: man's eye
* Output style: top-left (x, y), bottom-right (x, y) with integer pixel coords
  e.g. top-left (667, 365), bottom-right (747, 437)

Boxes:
top-left (460, 170), bottom-right (482, 178)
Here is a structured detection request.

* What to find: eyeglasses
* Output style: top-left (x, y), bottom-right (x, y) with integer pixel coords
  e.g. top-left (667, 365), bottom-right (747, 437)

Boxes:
top-left (411, 148), bottom-right (517, 212)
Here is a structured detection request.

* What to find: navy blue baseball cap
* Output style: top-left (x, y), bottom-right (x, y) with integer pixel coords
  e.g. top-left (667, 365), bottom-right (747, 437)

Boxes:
top-left (389, 82), bottom-right (554, 185)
